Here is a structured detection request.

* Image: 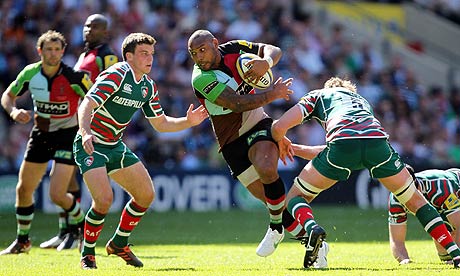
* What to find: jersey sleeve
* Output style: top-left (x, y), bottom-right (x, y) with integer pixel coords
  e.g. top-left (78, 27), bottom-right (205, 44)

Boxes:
top-left (70, 71), bottom-right (93, 98)
top-left (388, 193), bottom-right (408, 225)
top-left (191, 70), bottom-right (227, 102)
top-left (297, 90), bottom-right (320, 123)
top-left (7, 62), bottom-right (41, 96)
top-left (87, 67), bottom-right (123, 106)
top-left (142, 82), bottom-right (164, 118)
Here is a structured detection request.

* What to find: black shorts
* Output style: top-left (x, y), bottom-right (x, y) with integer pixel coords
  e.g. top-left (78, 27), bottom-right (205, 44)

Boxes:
top-left (221, 118), bottom-right (276, 179)
top-left (24, 126), bottom-right (78, 165)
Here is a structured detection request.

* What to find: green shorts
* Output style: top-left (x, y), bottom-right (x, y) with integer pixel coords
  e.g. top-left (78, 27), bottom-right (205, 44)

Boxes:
top-left (73, 134), bottom-right (140, 175)
top-left (312, 138), bottom-right (405, 181)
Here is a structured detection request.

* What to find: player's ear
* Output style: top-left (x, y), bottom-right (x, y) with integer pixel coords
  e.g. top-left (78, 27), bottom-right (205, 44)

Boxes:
top-left (212, 38), bottom-right (219, 48)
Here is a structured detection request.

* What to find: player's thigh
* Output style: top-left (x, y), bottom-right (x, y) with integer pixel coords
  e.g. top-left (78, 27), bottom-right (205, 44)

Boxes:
top-left (83, 166), bottom-right (113, 207)
top-left (110, 162), bottom-right (154, 205)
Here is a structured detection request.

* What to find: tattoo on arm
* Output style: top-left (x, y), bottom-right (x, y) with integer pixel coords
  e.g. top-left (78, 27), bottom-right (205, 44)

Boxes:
top-left (214, 86), bottom-right (272, 113)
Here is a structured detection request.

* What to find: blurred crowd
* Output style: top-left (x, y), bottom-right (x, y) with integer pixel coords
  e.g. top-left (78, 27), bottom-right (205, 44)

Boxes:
top-left (0, 0), bottom-right (459, 173)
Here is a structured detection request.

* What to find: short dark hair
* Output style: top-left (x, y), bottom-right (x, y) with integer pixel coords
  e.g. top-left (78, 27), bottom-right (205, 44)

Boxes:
top-left (121, 33), bottom-right (156, 61)
top-left (36, 30), bottom-right (67, 49)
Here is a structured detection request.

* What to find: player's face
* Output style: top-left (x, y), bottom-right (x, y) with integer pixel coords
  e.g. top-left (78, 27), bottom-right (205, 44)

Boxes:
top-left (38, 41), bottom-right (64, 67)
top-left (127, 43), bottom-right (154, 77)
top-left (188, 38), bottom-right (219, 71)
top-left (83, 19), bottom-right (106, 48)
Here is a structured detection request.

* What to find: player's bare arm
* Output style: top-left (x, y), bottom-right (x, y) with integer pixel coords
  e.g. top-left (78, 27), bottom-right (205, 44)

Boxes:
top-left (292, 144), bottom-right (326, 160)
top-left (148, 104), bottom-right (208, 132)
top-left (78, 97), bottom-right (99, 155)
top-left (271, 105), bottom-right (303, 142)
top-left (1, 90), bottom-right (32, 124)
top-left (214, 77), bottom-right (293, 113)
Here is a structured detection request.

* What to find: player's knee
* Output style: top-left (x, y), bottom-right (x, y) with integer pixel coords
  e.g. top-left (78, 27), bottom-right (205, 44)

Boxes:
top-left (16, 183), bottom-right (34, 199)
top-left (134, 186), bottom-right (155, 206)
top-left (94, 193), bottom-right (114, 212)
top-left (49, 189), bottom-right (63, 205)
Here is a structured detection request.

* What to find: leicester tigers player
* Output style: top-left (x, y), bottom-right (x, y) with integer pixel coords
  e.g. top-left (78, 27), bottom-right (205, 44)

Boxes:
top-left (40, 13), bottom-right (119, 252)
top-left (271, 76), bottom-right (460, 268)
top-left (75, 32), bottom-right (208, 269)
top-left (389, 165), bottom-right (460, 265)
top-left (188, 29), bottom-right (304, 258)
top-left (0, 30), bottom-right (92, 255)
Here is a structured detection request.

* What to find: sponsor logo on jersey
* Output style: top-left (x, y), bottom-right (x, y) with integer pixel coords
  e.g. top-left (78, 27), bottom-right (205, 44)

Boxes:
top-left (112, 95), bottom-right (143, 108)
top-left (203, 80), bottom-right (219, 94)
top-left (444, 193), bottom-right (460, 209)
top-left (141, 86), bottom-right (148, 98)
top-left (122, 83), bottom-right (132, 94)
top-left (35, 100), bottom-right (69, 115)
top-left (84, 156), bottom-right (94, 166)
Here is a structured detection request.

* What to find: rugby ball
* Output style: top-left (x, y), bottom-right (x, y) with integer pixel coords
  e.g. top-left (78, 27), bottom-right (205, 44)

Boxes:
top-left (236, 53), bottom-right (273, 90)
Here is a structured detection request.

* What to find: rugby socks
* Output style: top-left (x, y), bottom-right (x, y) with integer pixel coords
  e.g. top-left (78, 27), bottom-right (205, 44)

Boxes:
top-left (282, 209), bottom-right (305, 237)
top-left (111, 199), bottom-right (147, 248)
top-left (66, 197), bottom-right (85, 227)
top-left (58, 211), bottom-right (68, 237)
top-left (16, 204), bottom-right (34, 243)
top-left (416, 203), bottom-right (460, 259)
top-left (70, 190), bottom-right (82, 203)
top-left (82, 208), bottom-right (106, 256)
top-left (263, 178), bottom-right (286, 233)
top-left (288, 196), bottom-right (318, 235)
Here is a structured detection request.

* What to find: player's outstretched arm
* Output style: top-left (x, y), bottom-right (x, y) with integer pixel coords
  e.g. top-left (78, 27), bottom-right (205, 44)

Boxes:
top-left (271, 104), bottom-right (303, 142)
top-left (292, 144), bottom-right (326, 160)
top-left (148, 104), bottom-right (208, 132)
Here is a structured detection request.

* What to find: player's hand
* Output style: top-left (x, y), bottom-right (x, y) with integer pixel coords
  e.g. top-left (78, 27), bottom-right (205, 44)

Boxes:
top-left (10, 108), bottom-right (32, 124)
top-left (272, 77), bottom-right (293, 101)
top-left (243, 58), bottom-right (270, 84)
top-left (278, 136), bottom-right (294, 165)
top-left (186, 104), bottom-right (208, 126)
top-left (399, 258), bottom-right (412, 265)
top-left (81, 132), bottom-right (96, 155)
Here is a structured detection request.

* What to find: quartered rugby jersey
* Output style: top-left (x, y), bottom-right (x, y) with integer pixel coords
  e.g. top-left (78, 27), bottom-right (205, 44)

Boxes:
top-left (74, 43), bottom-right (118, 82)
top-left (7, 61), bottom-right (91, 132)
top-left (191, 40), bottom-right (269, 149)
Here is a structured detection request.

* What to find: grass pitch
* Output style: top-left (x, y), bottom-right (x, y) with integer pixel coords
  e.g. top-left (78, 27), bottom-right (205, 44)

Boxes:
top-left (0, 206), bottom-right (455, 275)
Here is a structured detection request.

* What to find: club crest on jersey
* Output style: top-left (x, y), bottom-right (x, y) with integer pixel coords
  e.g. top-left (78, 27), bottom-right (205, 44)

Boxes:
top-left (84, 156), bottom-right (94, 167)
top-left (123, 83), bottom-right (132, 94)
top-left (141, 86), bottom-right (148, 98)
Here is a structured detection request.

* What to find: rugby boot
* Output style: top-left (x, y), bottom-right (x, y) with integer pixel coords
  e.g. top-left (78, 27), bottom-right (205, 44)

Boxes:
top-left (106, 240), bottom-right (143, 267)
top-left (0, 239), bottom-right (32, 255)
top-left (81, 255), bottom-right (97, 269)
